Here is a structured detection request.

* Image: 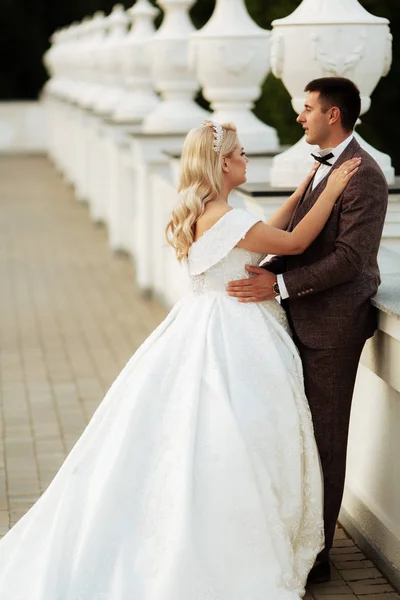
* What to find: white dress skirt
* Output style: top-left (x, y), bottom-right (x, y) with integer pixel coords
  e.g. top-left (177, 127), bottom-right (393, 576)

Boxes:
top-left (0, 208), bottom-right (324, 600)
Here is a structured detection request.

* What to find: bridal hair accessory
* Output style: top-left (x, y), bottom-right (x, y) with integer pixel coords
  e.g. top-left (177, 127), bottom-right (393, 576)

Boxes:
top-left (202, 120), bottom-right (225, 154)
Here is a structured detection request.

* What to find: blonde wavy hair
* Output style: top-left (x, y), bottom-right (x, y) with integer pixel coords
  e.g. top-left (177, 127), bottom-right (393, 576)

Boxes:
top-left (165, 121), bottom-right (238, 261)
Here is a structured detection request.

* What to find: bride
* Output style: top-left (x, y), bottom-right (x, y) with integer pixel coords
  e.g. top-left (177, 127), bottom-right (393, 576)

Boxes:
top-left (0, 121), bottom-right (359, 600)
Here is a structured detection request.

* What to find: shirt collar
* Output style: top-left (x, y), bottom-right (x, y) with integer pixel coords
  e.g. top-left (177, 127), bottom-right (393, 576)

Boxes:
top-left (316, 133), bottom-right (354, 166)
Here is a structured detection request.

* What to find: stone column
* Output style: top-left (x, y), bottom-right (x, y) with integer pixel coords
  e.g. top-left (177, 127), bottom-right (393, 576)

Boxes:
top-left (269, 0), bottom-right (394, 186)
top-left (190, 0), bottom-right (279, 152)
top-left (143, 0), bottom-right (209, 133)
top-left (105, 1), bottom-right (161, 253)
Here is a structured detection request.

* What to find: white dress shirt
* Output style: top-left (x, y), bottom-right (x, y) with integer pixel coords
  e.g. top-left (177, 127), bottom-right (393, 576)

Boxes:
top-left (277, 134), bottom-right (354, 300)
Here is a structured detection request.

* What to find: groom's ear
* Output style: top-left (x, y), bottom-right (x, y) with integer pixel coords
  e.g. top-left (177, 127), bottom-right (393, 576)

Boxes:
top-left (328, 106), bottom-right (341, 126)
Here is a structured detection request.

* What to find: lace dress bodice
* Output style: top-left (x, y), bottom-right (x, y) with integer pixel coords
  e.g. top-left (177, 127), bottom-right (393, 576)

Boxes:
top-left (187, 208), bottom-right (289, 331)
top-left (190, 247), bottom-right (265, 295)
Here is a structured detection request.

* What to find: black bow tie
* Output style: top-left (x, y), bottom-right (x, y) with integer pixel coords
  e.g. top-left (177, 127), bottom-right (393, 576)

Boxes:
top-left (311, 152), bottom-right (334, 166)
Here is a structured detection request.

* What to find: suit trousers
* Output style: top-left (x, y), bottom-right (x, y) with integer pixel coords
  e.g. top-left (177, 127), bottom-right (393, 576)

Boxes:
top-left (294, 335), bottom-right (365, 561)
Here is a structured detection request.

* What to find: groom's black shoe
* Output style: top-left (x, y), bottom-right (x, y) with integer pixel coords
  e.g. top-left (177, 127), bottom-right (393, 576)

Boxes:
top-left (306, 560), bottom-right (331, 586)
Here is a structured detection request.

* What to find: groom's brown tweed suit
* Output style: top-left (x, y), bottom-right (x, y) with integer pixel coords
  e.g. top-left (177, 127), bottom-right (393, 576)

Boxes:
top-left (266, 138), bottom-right (388, 560)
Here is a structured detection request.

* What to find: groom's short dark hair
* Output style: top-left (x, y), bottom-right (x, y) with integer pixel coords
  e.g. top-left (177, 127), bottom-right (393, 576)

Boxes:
top-left (305, 77), bottom-right (361, 132)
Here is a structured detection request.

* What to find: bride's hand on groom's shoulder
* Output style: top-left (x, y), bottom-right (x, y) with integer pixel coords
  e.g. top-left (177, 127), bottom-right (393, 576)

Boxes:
top-left (226, 267), bottom-right (277, 303)
top-left (326, 158), bottom-right (361, 197)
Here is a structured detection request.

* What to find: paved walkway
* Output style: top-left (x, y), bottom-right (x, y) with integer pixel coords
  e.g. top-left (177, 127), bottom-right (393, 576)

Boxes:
top-left (0, 156), bottom-right (398, 599)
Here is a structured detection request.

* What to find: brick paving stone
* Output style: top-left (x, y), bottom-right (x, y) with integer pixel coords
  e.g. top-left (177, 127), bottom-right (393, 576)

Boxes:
top-left (310, 579), bottom-right (352, 589)
top-left (331, 553), bottom-right (368, 562)
top-left (334, 560), bottom-right (375, 570)
top-left (334, 538), bottom-right (358, 548)
top-left (349, 579), bottom-right (397, 594)
top-left (310, 585), bottom-right (355, 596)
top-left (340, 568), bottom-right (383, 581)
top-left (0, 156), bottom-right (166, 534)
top-left (312, 595), bottom-right (356, 600)
top-left (334, 527), bottom-right (349, 539)
top-left (356, 595), bottom-right (400, 600)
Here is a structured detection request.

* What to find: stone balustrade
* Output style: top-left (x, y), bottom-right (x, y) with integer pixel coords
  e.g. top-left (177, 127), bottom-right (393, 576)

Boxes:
top-left (342, 246), bottom-right (400, 591)
top-left (41, 0), bottom-right (400, 588)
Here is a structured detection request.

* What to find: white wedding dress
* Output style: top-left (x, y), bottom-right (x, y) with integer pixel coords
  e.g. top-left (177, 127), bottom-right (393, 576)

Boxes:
top-left (0, 209), bottom-right (323, 600)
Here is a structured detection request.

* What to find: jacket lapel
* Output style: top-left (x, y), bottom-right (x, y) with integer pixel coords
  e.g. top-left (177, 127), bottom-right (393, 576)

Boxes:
top-left (290, 138), bottom-right (361, 228)
top-left (287, 172), bottom-right (316, 231)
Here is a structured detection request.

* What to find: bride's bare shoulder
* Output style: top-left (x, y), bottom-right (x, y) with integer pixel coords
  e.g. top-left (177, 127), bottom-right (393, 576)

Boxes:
top-left (194, 205), bottom-right (233, 241)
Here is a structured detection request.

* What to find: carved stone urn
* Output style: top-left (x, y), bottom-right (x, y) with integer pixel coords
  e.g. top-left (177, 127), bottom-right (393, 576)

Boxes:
top-left (43, 29), bottom-right (63, 97)
top-left (59, 18), bottom-right (92, 105)
top-left (92, 5), bottom-right (130, 116)
top-left (44, 26), bottom-right (80, 101)
top-left (190, 0), bottom-right (279, 152)
top-left (78, 11), bottom-right (109, 110)
top-left (63, 23), bottom-right (88, 103)
top-left (143, 0), bottom-right (209, 134)
top-left (269, 0), bottom-right (394, 186)
top-left (113, 0), bottom-right (161, 123)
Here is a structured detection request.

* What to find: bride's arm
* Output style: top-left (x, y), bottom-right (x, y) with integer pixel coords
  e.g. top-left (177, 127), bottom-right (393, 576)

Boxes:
top-left (266, 162), bottom-right (319, 230)
top-left (236, 158), bottom-right (360, 256)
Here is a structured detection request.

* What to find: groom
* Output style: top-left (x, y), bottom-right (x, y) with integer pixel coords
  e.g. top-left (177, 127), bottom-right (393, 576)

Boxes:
top-left (227, 77), bottom-right (388, 583)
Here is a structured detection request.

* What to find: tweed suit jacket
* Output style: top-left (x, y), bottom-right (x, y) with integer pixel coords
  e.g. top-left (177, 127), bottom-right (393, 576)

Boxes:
top-left (267, 138), bottom-right (388, 349)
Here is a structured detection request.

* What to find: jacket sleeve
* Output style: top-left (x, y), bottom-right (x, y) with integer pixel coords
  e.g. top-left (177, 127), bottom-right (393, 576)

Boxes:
top-left (261, 255), bottom-right (286, 275)
top-left (283, 166), bottom-right (388, 299)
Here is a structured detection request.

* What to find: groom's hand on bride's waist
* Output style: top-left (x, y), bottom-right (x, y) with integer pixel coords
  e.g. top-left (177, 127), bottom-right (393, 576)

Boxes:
top-left (226, 266), bottom-right (278, 303)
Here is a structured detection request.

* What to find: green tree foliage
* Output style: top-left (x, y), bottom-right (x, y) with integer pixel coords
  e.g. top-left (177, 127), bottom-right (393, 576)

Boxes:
top-left (0, 0), bottom-right (399, 170)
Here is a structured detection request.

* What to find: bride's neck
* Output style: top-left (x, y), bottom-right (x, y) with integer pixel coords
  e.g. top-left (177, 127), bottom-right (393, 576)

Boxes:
top-left (217, 181), bottom-right (233, 204)
top-left (213, 196), bottom-right (229, 205)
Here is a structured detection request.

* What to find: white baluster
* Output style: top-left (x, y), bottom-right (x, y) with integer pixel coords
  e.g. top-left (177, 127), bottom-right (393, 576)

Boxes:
top-left (107, 1), bottom-right (161, 256)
